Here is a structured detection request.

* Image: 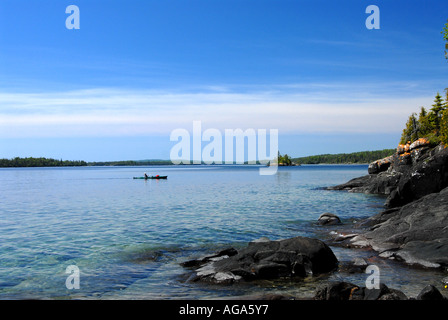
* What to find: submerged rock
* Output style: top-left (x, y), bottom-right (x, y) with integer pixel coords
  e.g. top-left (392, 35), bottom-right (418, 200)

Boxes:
top-left (182, 236), bottom-right (338, 284)
top-left (317, 213), bottom-right (341, 225)
top-left (181, 247), bottom-right (238, 269)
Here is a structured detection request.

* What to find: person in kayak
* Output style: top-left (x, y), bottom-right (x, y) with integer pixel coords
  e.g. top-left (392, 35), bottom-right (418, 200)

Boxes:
top-left (144, 172), bottom-right (149, 178)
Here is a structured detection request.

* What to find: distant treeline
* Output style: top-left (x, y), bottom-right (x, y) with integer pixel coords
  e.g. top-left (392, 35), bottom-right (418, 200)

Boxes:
top-left (87, 160), bottom-right (173, 166)
top-left (0, 157), bottom-right (87, 167)
top-left (1, 150), bottom-right (399, 167)
top-left (293, 149), bottom-right (396, 164)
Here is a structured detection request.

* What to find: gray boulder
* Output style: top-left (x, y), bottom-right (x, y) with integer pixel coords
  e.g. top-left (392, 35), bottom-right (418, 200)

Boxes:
top-left (183, 236), bottom-right (338, 283)
top-left (317, 213), bottom-right (341, 225)
top-left (314, 281), bottom-right (408, 300)
top-left (314, 281), bottom-right (360, 300)
top-left (417, 285), bottom-right (445, 300)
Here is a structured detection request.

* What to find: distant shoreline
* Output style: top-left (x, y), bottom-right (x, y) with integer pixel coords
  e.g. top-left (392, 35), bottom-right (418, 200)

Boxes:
top-left (0, 149), bottom-right (393, 168)
top-left (0, 161), bottom-right (371, 168)
top-left (292, 148), bottom-right (395, 165)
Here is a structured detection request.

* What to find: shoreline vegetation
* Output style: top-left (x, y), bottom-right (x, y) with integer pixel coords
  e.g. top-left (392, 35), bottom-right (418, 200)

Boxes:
top-left (0, 157), bottom-right (87, 167)
top-left (292, 149), bottom-right (395, 165)
top-left (0, 149), bottom-right (396, 168)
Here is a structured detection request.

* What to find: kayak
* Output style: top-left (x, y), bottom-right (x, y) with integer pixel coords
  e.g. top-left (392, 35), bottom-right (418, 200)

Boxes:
top-left (133, 176), bottom-right (168, 180)
top-left (133, 176), bottom-right (167, 180)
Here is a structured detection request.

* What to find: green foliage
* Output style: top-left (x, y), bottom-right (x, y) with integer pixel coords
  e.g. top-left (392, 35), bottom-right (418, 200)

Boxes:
top-left (399, 91), bottom-right (448, 146)
top-left (87, 160), bottom-right (173, 166)
top-left (0, 157), bottom-right (87, 167)
top-left (277, 152), bottom-right (293, 165)
top-left (400, 113), bottom-right (419, 145)
top-left (443, 20), bottom-right (448, 60)
top-left (88, 160), bottom-right (139, 166)
top-left (429, 92), bottom-right (444, 132)
top-left (418, 107), bottom-right (431, 138)
top-left (440, 108), bottom-right (448, 146)
top-left (293, 149), bottom-right (396, 165)
top-left (445, 88), bottom-right (448, 109)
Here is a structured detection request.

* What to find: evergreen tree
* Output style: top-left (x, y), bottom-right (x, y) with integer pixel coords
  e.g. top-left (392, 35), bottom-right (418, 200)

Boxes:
top-left (418, 107), bottom-right (427, 131)
top-left (277, 151), bottom-right (282, 164)
top-left (399, 90), bottom-right (448, 147)
top-left (429, 92), bottom-right (445, 134)
top-left (283, 154), bottom-right (292, 165)
top-left (276, 151), bottom-right (293, 165)
top-left (400, 113), bottom-right (419, 144)
top-left (443, 20), bottom-right (448, 60)
top-left (440, 109), bottom-right (448, 146)
top-left (444, 88), bottom-right (448, 108)
top-left (441, 89), bottom-right (448, 145)
top-left (418, 107), bottom-right (431, 138)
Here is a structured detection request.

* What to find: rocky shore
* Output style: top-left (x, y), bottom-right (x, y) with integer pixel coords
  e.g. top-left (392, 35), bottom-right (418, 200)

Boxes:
top-left (180, 238), bottom-right (448, 300)
top-left (327, 142), bottom-right (448, 269)
top-left (179, 141), bottom-right (448, 300)
top-left (327, 141), bottom-right (448, 208)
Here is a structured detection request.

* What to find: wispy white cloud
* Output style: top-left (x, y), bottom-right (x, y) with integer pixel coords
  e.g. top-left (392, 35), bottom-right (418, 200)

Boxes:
top-left (0, 83), bottom-right (435, 138)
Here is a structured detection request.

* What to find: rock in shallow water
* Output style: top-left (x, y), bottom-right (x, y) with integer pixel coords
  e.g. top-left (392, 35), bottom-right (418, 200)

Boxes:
top-left (181, 247), bottom-right (238, 268)
top-left (317, 213), bottom-right (341, 225)
top-left (182, 236), bottom-right (338, 284)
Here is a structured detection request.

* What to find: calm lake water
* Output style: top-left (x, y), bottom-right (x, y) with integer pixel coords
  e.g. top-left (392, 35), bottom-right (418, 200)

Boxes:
top-left (0, 165), bottom-right (445, 299)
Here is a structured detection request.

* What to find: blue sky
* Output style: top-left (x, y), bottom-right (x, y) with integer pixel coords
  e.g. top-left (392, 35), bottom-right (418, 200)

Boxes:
top-left (0, 0), bottom-right (447, 161)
